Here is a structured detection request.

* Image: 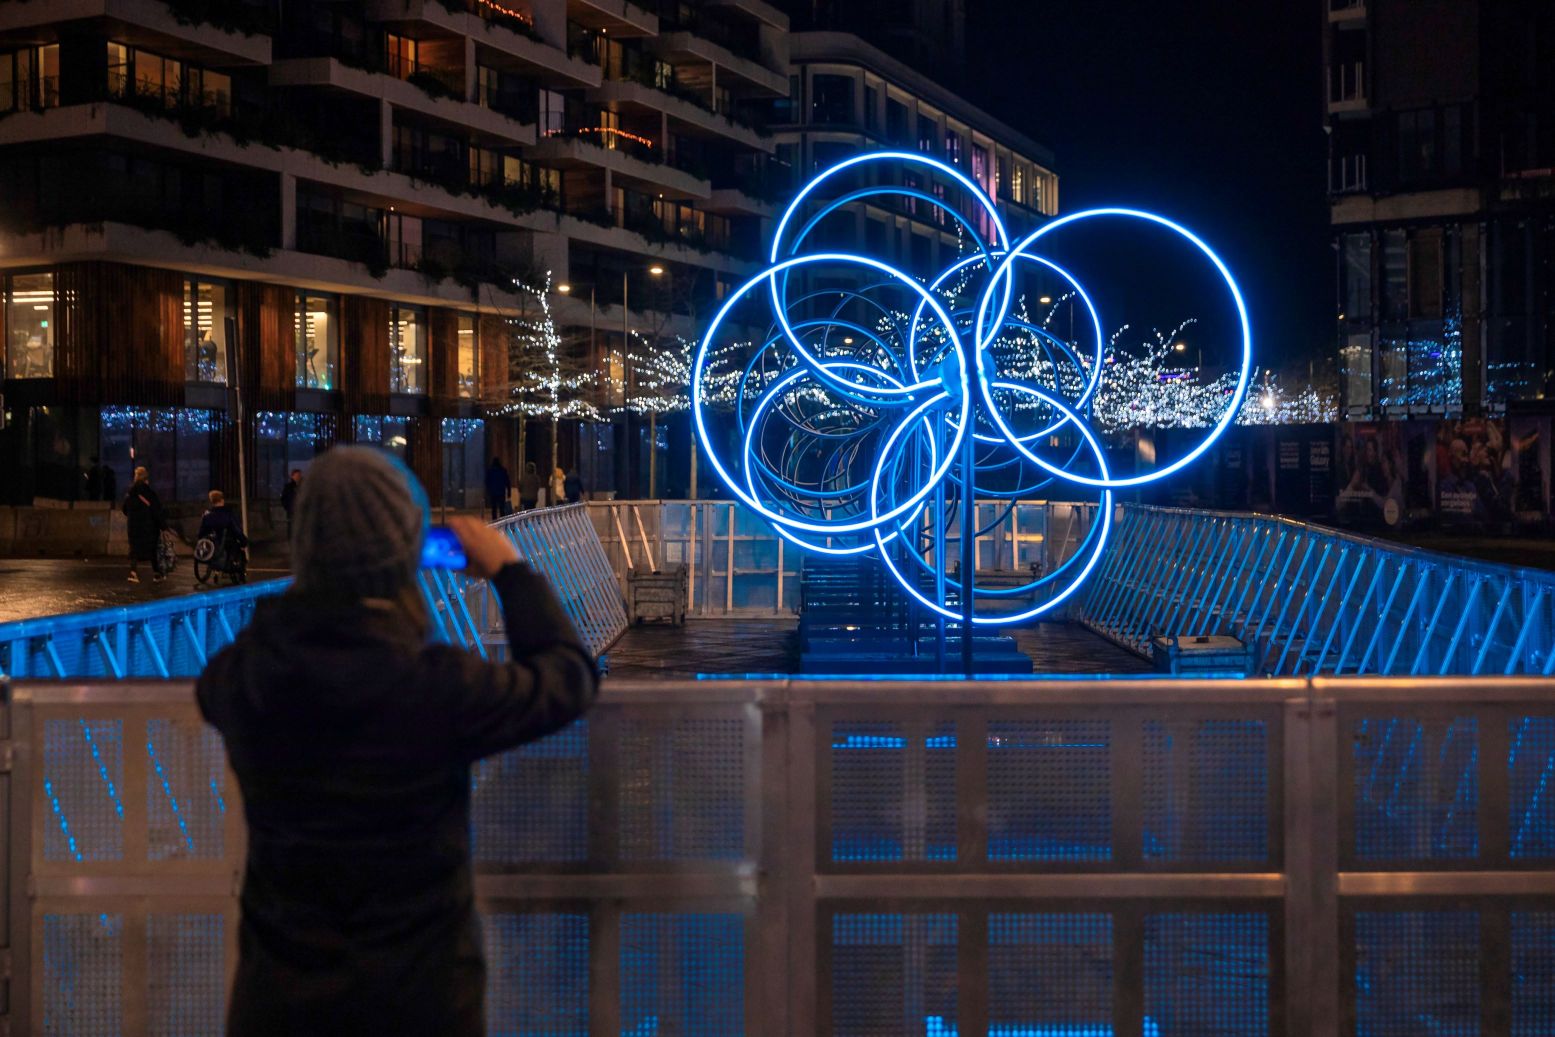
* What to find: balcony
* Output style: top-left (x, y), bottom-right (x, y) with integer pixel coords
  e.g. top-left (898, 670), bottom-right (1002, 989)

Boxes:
top-left (0, 0), bottom-right (272, 64)
top-left (590, 77), bottom-right (771, 150)
top-left (1329, 153), bottom-right (1368, 195)
top-left (567, 0), bottom-right (657, 37)
top-left (268, 57), bottom-right (537, 145)
top-left (1328, 0), bottom-right (1366, 23)
top-left (529, 131), bottom-right (711, 199)
top-left (1327, 61), bottom-right (1367, 115)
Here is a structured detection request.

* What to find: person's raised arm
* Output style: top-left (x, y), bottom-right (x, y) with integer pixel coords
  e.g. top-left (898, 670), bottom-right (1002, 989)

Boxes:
top-left (428, 517), bottom-right (599, 762)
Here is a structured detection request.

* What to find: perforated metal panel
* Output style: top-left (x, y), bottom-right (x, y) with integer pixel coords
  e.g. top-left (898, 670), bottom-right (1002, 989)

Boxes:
top-left (830, 723), bottom-right (957, 862)
top-left (832, 913), bottom-right (957, 1037)
top-left (147, 913), bottom-right (225, 1036)
top-left (1509, 716), bottom-right (1555, 860)
top-left (1144, 912), bottom-right (1269, 1037)
top-left (43, 718), bottom-right (126, 862)
top-left (1513, 912), bottom-right (1555, 1037)
top-left (1354, 910), bottom-right (1478, 1037)
top-left (989, 913), bottom-right (1113, 1035)
top-left (483, 912), bottom-right (589, 1037)
top-left (472, 719), bottom-right (589, 864)
top-left (1144, 719), bottom-right (1269, 863)
top-left (620, 913), bottom-right (744, 1037)
top-left (1352, 716), bottom-right (1479, 861)
top-left (987, 720), bottom-right (1110, 862)
top-left (145, 719), bottom-right (227, 861)
top-left (43, 913), bottom-right (123, 1034)
top-left (619, 717), bottom-right (746, 861)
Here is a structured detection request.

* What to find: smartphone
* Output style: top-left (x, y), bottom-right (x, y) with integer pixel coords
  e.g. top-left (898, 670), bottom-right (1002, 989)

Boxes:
top-left (420, 525), bottom-right (469, 571)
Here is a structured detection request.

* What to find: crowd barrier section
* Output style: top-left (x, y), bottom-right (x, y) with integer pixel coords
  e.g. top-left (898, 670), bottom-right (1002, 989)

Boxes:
top-left (1079, 505), bottom-right (1555, 677)
top-left (2, 674), bottom-right (1551, 1036)
top-left (586, 500), bottom-right (1100, 618)
top-left (0, 504), bottom-right (627, 680)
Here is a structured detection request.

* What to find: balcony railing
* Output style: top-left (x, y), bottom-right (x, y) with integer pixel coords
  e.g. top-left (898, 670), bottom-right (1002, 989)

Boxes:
top-left (434, 0), bottom-right (543, 41)
top-left (1328, 61), bottom-right (1366, 106)
top-left (477, 78), bottom-right (538, 123)
top-left (1330, 153), bottom-right (1368, 194)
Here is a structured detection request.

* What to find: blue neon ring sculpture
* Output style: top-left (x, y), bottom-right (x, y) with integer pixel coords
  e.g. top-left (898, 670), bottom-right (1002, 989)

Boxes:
top-left (692, 151), bottom-right (1252, 625)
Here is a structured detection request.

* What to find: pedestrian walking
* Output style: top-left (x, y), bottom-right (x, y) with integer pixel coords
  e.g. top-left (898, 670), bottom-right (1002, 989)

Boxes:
top-left (485, 457), bottom-right (511, 520)
top-left (563, 468), bottom-right (582, 505)
top-left (518, 462), bottom-right (539, 511)
top-left (196, 446), bottom-right (597, 1037)
top-left (281, 469), bottom-right (303, 539)
top-left (549, 466), bottom-right (565, 507)
top-left (121, 466), bottom-right (165, 584)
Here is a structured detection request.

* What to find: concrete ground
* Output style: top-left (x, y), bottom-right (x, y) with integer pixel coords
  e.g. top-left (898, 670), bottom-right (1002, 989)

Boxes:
top-left (0, 555), bottom-right (290, 625)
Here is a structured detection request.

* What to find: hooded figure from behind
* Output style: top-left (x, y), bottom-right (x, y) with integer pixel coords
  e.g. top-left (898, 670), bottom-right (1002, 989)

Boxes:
top-left (197, 446), bottom-right (598, 1036)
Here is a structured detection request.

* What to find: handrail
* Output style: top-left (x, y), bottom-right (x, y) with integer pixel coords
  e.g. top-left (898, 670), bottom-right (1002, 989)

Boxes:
top-left (1079, 504), bottom-right (1555, 676)
top-left (0, 504), bottom-right (626, 679)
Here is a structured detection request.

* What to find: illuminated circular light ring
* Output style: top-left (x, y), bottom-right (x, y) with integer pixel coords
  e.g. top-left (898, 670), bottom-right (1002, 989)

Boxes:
top-left (764, 152), bottom-right (1010, 399)
top-left (693, 252), bottom-right (971, 538)
top-left (869, 383), bottom-right (1113, 625)
top-left (974, 208), bottom-right (1253, 489)
top-left (694, 154), bottom-right (1252, 626)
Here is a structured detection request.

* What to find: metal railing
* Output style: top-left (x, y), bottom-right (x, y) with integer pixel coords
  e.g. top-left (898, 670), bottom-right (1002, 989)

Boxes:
top-left (1078, 505), bottom-right (1555, 677)
top-left (0, 504), bottom-right (626, 679)
top-left (586, 500), bottom-right (1100, 618)
top-left (2, 675), bottom-right (1551, 1035)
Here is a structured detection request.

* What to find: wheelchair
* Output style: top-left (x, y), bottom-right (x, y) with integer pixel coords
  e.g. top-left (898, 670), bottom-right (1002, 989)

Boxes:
top-left (194, 530), bottom-right (249, 586)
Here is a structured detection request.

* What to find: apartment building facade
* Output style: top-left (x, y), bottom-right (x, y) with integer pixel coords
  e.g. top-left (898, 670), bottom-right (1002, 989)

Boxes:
top-left (1325, 0), bottom-right (1554, 419)
top-left (0, 0), bottom-right (790, 513)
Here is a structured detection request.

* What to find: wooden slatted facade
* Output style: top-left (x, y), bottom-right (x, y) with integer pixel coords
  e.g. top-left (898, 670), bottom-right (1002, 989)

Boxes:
top-left (52, 262), bottom-right (183, 406)
top-left (341, 294), bottom-right (392, 416)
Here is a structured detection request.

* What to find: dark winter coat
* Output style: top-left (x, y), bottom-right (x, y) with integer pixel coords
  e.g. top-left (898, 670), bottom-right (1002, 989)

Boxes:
top-left (563, 472), bottom-right (582, 504)
top-left (196, 564), bottom-right (598, 1036)
top-left (483, 461), bottom-right (510, 504)
top-left (197, 505), bottom-right (248, 550)
top-left (121, 480), bottom-right (163, 561)
top-left (518, 468), bottom-right (540, 504)
top-left (281, 479), bottom-right (300, 517)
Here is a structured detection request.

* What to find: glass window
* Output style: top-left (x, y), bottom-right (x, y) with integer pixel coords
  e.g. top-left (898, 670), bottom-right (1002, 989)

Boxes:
top-left (810, 74), bottom-right (854, 126)
top-left (1380, 229), bottom-right (1407, 322)
top-left (538, 88), bottom-right (565, 135)
top-left (386, 212), bottom-right (422, 268)
top-left (295, 293), bottom-right (338, 389)
top-left (390, 305), bottom-right (425, 394)
top-left (107, 42), bottom-right (129, 96)
top-left (917, 114), bottom-right (937, 153)
top-left (1341, 233), bottom-right (1372, 321)
top-left (1340, 332), bottom-right (1372, 412)
top-left (1011, 163), bottom-right (1025, 205)
top-left (863, 84), bottom-right (878, 132)
top-left (383, 416), bottom-right (409, 459)
top-left (457, 314), bottom-right (478, 398)
top-left (1408, 232), bottom-right (1442, 319)
top-left (135, 50), bottom-right (183, 109)
top-left (184, 280), bottom-right (230, 383)
top-left (886, 98), bottom-right (908, 143)
top-left (440, 417), bottom-right (485, 507)
top-left (6, 271), bottom-right (55, 378)
top-left (386, 33), bottom-right (417, 80)
top-left (944, 129), bottom-right (963, 165)
top-left (175, 409), bottom-right (220, 501)
top-left (35, 44), bottom-right (58, 108)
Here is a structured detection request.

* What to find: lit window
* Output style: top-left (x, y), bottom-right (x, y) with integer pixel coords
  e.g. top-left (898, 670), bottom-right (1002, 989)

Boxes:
top-left (295, 294), bottom-right (338, 389)
top-left (184, 279), bottom-right (230, 384)
top-left (457, 314), bottom-right (478, 398)
top-left (390, 305), bottom-right (426, 394)
top-left (5, 271), bottom-right (54, 379)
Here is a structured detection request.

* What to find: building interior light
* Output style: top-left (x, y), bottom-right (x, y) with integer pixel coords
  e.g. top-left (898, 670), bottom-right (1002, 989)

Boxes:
top-left (558, 283), bottom-right (572, 293)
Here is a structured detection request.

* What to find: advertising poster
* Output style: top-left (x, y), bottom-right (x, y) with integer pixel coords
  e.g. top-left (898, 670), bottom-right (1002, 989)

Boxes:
top-left (1435, 417), bottom-right (1513, 528)
top-left (1509, 416), bottom-right (1551, 532)
top-left (1335, 422), bottom-right (1409, 529)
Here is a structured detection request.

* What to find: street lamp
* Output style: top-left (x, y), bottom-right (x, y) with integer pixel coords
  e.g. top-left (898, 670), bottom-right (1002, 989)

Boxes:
top-left (1038, 295), bottom-right (1052, 305)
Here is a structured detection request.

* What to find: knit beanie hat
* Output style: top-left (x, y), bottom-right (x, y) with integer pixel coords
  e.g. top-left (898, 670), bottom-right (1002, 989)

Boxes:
top-left (291, 446), bottom-right (428, 599)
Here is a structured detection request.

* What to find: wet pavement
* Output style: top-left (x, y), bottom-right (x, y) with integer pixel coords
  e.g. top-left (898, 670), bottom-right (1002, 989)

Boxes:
top-left (602, 616), bottom-right (1151, 679)
top-left (0, 557), bottom-right (290, 624)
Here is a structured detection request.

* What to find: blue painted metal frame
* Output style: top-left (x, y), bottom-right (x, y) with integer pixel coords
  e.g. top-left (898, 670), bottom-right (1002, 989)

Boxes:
top-left (0, 504), bottom-right (627, 680)
top-left (1078, 504), bottom-right (1555, 677)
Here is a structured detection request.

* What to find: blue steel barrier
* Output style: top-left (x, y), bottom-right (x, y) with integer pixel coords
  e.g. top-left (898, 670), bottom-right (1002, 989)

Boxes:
top-left (1078, 504), bottom-right (1555, 677)
top-left (0, 504), bottom-right (627, 679)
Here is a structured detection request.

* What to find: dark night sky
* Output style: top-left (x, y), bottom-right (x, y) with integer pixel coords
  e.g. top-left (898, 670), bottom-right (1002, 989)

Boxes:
top-left (963, 0), bottom-right (1333, 372)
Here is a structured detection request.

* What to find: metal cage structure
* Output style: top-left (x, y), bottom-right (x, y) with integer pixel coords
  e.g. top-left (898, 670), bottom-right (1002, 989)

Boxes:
top-left (1077, 506), bottom-right (1555, 678)
top-left (0, 675), bottom-right (1550, 1035)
